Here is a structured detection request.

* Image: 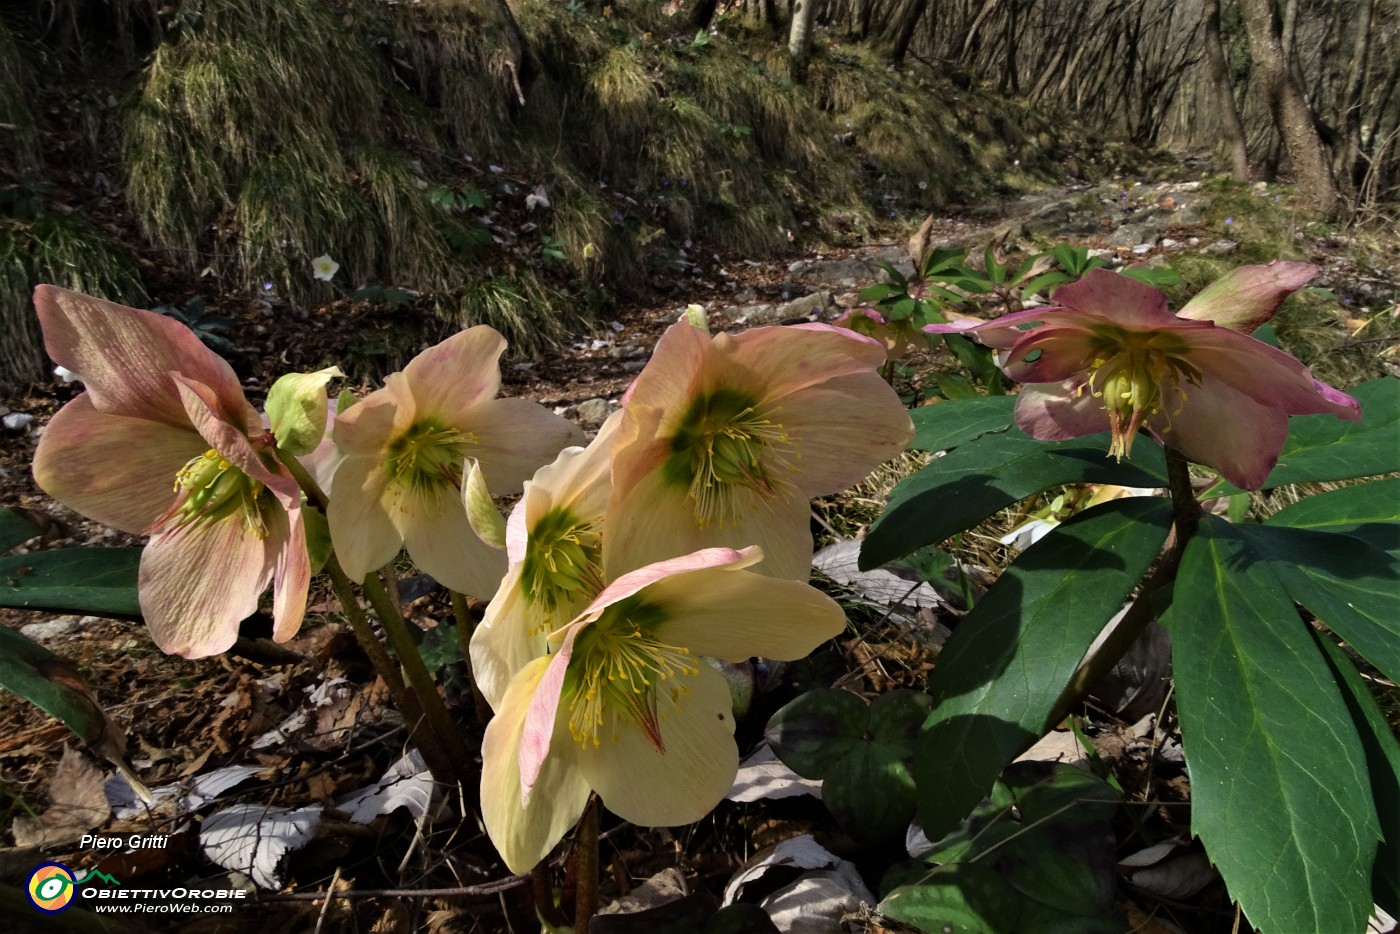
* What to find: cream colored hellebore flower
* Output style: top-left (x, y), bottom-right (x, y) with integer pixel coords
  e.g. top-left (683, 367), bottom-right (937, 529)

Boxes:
top-left (470, 412), bottom-right (621, 710)
top-left (31, 286), bottom-right (310, 658)
top-left (480, 546), bottom-right (846, 874)
top-left (606, 321), bottom-right (913, 581)
top-left (328, 327), bottom-right (583, 597)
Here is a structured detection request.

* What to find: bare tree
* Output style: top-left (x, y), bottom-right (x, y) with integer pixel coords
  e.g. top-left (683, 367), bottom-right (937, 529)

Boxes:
top-left (1236, 0), bottom-right (1340, 211)
top-left (1203, 0), bottom-right (1250, 179)
top-left (789, 0), bottom-right (817, 80)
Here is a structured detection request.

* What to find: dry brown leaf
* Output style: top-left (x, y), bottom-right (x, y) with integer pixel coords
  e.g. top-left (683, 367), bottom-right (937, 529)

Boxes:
top-left (11, 745), bottom-right (109, 846)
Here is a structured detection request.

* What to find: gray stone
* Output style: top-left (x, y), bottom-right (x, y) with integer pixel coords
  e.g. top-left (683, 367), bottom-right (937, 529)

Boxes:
top-left (2, 412), bottom-right (34, 432)
top-left (575, 398), bottom-right (613, 425)
top-left (776, 291), bottom-right (834, 322)
top-left (1108, 223), bottom-right (1159, 247)
top-left (1204, 239), bottom-right (1239, 254)
top-left (1176, 201), bottom-right (1208, 225)
top-left (21, 616), bottom-right (90, 641)
top-left (730, 303), bottom-right (783, 325)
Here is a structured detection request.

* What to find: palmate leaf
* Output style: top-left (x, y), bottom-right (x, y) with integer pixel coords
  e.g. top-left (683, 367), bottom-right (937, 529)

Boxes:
top-left (913, 497), bottom-right (1171, 841)
top-left (1238, 523), bottom-right (1400, 685)
top-left (1162, 517), bottom-right (1379, 934)
top-left (861, 428), bottom-right (1167, 569)
top-left (1205, 377), bottom-right (1400, 495)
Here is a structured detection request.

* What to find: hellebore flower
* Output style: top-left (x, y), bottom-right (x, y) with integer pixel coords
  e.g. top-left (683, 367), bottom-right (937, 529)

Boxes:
top-left (31, 286), bottom-right (309, 658)
top-left (311, 254), bottom-right (339, 282)
top-left (924, 264), bottom-right (1361, 490)
top-left (606, 321), bottom-right (913, 581)
top-left (832, 306), bottom-right (930, 363)
top-left (328, 327), bottom-right (584, 597)
top-left (470, 412), bottom-right (621, 710)
top-left (480, 546), bottom-right (846, 873)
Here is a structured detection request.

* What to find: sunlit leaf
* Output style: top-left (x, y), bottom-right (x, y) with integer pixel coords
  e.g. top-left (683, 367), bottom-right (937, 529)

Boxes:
top-left (1162, 517), bottom-right (1378, 934)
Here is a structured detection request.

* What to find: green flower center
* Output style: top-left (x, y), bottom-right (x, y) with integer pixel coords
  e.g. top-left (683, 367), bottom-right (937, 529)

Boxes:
top-left (164, 448), bottom-right (271, 537)
top-left (664, 388), bottom-right (799, 529)
top-left (1080, 328), bottom-right (1202, 458)
top-left (522, 506), bottom-right (603, 625)
top-left (387, 418), bottom-right (477, 494)
top-left (564, 596), bottom-right (699, 752)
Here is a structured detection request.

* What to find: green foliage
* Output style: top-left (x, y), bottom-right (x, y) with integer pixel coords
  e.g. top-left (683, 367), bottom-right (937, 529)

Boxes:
top-left (882, 764), bottom-right (1121, 933)
top-left (0, 548), bottom-right (142, 617)
top-left (1162, 517), bottom-right (1385, 933)
top-left (153, 295), bottom-right (236, 354)
top-left (766, 689), bottom-right (931, 841)
top-left (0, 625), bottom-right (122, 751)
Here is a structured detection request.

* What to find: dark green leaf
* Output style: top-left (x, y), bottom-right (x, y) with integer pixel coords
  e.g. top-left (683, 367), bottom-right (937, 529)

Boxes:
top-left (868, 690), bottom-right (933, 748)
top-left (880, 865), bottom-right (1021, 934)
top-left (1162, 517), bottom-right (1378, 934)
top-left (1265, 478), bottom-right (1400, 558)
top-left (861, 431), bottom-right (1167, 569)
top-left (913, 498), bottom-right (1171, 840)
top-left (764, 688), bottom-right (868, 779)
top-left (858, 283), bottom-right (901, 304)
top-left (909, 395), bottom-right (1016, 452)
top-left (1238, 524), bottom-right (1400, 684)
top-left (0, 507), bottom-right (42, 553)
top-left (1119, 266), bottom-right (1182, 288)
top-left (825, 743), bottom-right (917, 842)
top-left (1313, 634), bottom-right (1400, 916)
top-left (0, 626), bottom-right (115, 747)
top-left (0, 548), bottom-right (142, 616)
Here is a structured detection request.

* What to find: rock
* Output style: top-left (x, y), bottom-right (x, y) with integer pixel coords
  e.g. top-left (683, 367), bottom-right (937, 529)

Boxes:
top-left (1131, 243), bottom-right (1153, 255)
top-left (1160, 237), bottom-right (1181, 249)
top-left (775, 290), bottom-right (834, 322)
top-left (1108, 223), bottom-right (1159, 248)
top-left (21, 616), bottom-right (88, 641)
top-left (1176, 200), bottom-right (1209, 225)
top-left (729, 303), bottom-right (783, 325)
top-left (1204, 239), bottom-right (1239, 254)
top-left (575, 398), bottom-right (613, 425)
top-left (3, 412), bottom-right (34, 432)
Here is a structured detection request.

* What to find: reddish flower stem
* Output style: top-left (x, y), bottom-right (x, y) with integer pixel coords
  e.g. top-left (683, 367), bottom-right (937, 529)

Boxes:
top-left (1043, 445), bottom-right (1202, 729)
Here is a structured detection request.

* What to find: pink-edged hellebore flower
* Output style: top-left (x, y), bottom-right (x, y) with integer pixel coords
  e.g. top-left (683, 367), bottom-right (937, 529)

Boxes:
top-left (606, 321), bottom-right (913, 581)
top-left (31, 286), bottom-right (309, 658)
top-left (480, 546), bottom-right (846, 873)
top-left (328, 327), bottom-right (584, 597)
top-left (832, 306), bottom-right (930, 363)
top-left (923, 264), bottom-right (1361, 489)
top-left (470, 412), bottom-right (621, 710)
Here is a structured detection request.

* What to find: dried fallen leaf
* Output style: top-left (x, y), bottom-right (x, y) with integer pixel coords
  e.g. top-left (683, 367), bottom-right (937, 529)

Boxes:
top-left (11, 745), bottom-right (110, 847)
top-left (201, 803), bottom-right (323, 889)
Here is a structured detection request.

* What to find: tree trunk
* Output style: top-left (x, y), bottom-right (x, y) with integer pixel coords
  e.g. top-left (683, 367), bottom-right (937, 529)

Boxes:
top-left (788, 0), bottom-right (816, 82)
top-left (1202, 0), bottom-right (1250, 180)
top-left (1335, 0), bottom-right (1376, 190)
top-left (1236, 0), bottom-right (1340, 213)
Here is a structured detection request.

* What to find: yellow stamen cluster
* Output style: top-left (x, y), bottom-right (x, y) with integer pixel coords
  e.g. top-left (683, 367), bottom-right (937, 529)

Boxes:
top-left (522, 507), bottom-right (603, 629)
top-left (1077, 328), bottom-right (1202, 459)
top-left (566, 600), bottom-right (699, 752)
top-left (387, 419), bottom-right (478, 494)
top-left (164, 448), bottom-right (269, 537)
top-left (670, 389), bottom-right (800, 530)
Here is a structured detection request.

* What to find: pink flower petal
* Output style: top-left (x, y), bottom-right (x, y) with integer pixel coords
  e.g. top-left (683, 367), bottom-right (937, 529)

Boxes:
top-left (582, 546), bottom-right (761, 618)
top-left (33, 395), bottom-right (204, 534)
top-left (173, 376), bottom-right (297, 500)
top-left (35, 286), bottom-right (251, 431)
top-left (139, 518), bottom-right (271, 658)
top-left (326, 456), bottom-right (404, 582)
top-left (1012, 383), bottom-right (1112, 441)
top-left (519, 623), bottom-right (584, 796)
top-left (771, 372), bottom-right (913, 494)
top-left (1053, 268), bottom-right (1178, 327)
top-left (1001, 326), bottom-right (1102, 384)
top-left (1177, 261), bottom-right (1318, 332)
top-left (269, 504), bottom-right (310, 643)
top-left (396, 481), bottom-right (509, 599)
top-left (1149, 374), bottom-right (1289, 490)
top-left (1181, 329), bottom-right (1362, 420)
top-left (465, 398), bottom-right (586, 495)
top-left (333, 383), bottom-right (413, 456)
top-left (402, 326), bottom-right (507, 425)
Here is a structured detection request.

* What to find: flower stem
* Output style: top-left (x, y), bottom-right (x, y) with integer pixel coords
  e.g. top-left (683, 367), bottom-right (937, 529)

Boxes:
top-left (572, 795), bottom-right (601, 934)
top-left (322, 554), bottom-right (458, 787)
top-left (276, 447), bottom-right (477, 794)
top-left (361, 572), bottom-right (479, 800)
top-left (450, 589), bottom-right (493, 724)
top-left (1043, 446), bottom-right (1202, 729)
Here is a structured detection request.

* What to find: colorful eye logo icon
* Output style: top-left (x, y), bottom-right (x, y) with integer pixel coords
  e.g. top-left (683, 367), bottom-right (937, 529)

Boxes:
top-left (27, 862), bottom-right (76, 913)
